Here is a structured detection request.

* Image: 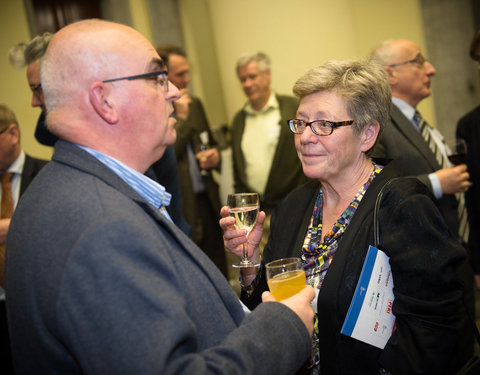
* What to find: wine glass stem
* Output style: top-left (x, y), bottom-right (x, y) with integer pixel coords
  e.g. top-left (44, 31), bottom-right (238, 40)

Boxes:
top-left (242, 243), bottom-right (248, 261)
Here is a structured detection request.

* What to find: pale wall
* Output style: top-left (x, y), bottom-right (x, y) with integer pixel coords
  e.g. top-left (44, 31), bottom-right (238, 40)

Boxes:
top-left (0, 0), bottom-right (435, 161)
top-left (196, 0), bottom-right (435, 125)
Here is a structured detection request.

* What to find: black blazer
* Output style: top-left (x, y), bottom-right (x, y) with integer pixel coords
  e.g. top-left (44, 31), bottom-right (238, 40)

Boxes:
top-left (372, 104), bottom-right (459, 236)
top-left (245, 160), bottom-right (467, 374)
top-left (230, 94), bottom-right (309, 214)
top-left (20, 154), bottom-right (49, 196)
top-left (457, 105), bottom-right (480, 274)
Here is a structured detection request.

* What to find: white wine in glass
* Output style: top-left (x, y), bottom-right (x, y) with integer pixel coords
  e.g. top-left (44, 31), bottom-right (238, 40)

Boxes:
top-left (227, 193), bottom-right (260, 268)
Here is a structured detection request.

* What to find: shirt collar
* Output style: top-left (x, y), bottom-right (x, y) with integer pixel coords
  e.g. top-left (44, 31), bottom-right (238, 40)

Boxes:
top-left (244, 91), bottom-right (278, 115)
top-left (6, 150), bottom-right (25, 175)
top-left (75, 145), bottom-right (171, 210)
top-left (392, 97), bottom-right (416, 124)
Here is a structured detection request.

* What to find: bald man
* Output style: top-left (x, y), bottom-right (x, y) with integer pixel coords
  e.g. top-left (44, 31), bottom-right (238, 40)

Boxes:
top-left (5, 20), bottom-right (314, 374)
top-left (371, 39), bottom-right (469, 237)
top-left (371, 39), bottom-right (474, 370)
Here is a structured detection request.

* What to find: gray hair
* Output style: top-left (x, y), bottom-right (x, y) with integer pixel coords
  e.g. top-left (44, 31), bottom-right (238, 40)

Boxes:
top-left (292, 59), bottom-right (391, 139)
top-left (369, 40), bottom-right (397, 66)
top-left (236, 52), bottom-right (270, 73)
top-left (8, 32), bottom-right (53, 68)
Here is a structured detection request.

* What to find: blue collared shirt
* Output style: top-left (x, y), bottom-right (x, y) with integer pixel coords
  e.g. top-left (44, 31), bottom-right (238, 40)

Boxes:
top-left (76, 145), bottom-right (172, 221)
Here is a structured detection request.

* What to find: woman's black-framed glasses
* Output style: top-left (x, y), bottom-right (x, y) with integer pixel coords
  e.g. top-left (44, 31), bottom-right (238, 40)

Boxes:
top-left (287, 119), bottom-right (354, 136)
top-left (102, 71), bottom-right (169, 92)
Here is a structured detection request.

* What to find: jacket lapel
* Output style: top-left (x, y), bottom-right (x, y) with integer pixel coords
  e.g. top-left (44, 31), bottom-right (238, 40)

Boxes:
top-left (390, 105), bottom-right (440, 170)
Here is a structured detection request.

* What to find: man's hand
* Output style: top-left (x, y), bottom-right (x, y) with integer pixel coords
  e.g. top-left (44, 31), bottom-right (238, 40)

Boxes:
top-left (435, 164), bottom-right (470, 195)
top-left (196, 148), bottom-right (220, 169)
top-left (173, 88), bottom-right (192, 120)
top-left (0, 218), bottom-right (11, 245)
top-left (262, 286), bottom-right (315, 336)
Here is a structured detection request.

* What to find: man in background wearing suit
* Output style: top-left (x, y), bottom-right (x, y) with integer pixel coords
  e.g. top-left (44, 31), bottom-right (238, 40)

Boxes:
top-left (231, 52), bottom-right (308, 247)
top-left (0, 103), bottom-right (48, 374)
top-left (371, 38), bottom-right (473, 364)
top-left (5, 20), bottom-right (314, 374)
top-left (9, 32), bottom-right (58, 146)
top-left (371, 39), bottom-right (470, 236)
top-left (156, 45), bottom-right (226, 276)
top-left (457, 29), bottom-right (480, 291)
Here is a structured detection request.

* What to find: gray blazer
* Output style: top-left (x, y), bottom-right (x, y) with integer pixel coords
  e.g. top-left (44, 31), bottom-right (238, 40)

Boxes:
top-left (5, 140), bottom-right (311, 374)
top-left (372, 104), bottom-right (459, 235)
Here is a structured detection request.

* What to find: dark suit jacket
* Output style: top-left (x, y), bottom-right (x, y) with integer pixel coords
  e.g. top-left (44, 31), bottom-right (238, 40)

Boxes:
top-left (174, 97), bottom-right (222, 243)
top-left (231, 94), bottom-right (309, 214)
top-left (5, 140), bottom-right (312, 374)
top-left (372, 104), bottom-right (459, 236)
top-left (457, 105), bottom-right (480, 273)
top-left (1, 152), bottom-right (47, 375)
top-left (20, 154), bottom-right (49, 197)
top-left (149, 146), bottom-right (190, 235)
top-left (245, 161), bottom-right (467, 374)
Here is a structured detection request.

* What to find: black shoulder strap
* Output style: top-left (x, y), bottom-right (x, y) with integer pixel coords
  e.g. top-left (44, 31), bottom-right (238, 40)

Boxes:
top-left (373, 177), bottom-right (400, 248)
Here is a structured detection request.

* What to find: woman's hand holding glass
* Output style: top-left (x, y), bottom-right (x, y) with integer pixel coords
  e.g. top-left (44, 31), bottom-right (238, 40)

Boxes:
top-left (219, 205), bottom-right (266, 267)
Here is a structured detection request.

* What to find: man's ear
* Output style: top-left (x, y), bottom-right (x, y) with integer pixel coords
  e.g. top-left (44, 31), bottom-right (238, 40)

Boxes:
top-left (384, 65), bottom-right (397, 86)
top-left (89, 82), bottom-right (119, 124)
top-left (361, 122), bottom-right (380, 152)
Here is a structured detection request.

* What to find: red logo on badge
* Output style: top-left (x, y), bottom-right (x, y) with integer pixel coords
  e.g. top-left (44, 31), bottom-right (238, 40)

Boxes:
top-left (386, 299), bottom-right (393, 314)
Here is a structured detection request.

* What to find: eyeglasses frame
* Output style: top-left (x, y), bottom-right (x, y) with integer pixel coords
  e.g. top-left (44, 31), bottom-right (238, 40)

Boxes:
top-left (287, 119), bottom-right (354, 136)
top-left (388, 54), bottom-right (426, 68)
top-left (102, 70), bottom-right (169, 92)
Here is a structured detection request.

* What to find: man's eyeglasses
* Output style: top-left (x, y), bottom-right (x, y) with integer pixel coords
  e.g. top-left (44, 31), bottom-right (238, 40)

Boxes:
top-left (102, 71), bottom-right (169, 92)
top-left (30, 83), bottom-right (43, 99)
top-left (388, 54), bottom-right (426, 68)
top-left (0, 124), bottom-right (12, 135)
top-left (287, 119), bottom-right (354, 136)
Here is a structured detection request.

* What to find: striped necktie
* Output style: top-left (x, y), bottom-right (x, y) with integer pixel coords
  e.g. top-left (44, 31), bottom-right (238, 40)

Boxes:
top-left (414, 111), bottom-right (469, 243)
top-left (0, 172), bottom-right (14, 286)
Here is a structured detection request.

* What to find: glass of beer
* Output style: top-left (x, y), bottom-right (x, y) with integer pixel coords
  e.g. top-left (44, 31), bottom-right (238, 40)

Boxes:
top-left (266, 257), bottom-right (306, 300)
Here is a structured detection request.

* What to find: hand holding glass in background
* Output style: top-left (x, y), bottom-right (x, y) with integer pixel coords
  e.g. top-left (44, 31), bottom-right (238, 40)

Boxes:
top-left (446, 138), bottom-right (467, 166)
top-left (196, 131), bottom-right (210, 175)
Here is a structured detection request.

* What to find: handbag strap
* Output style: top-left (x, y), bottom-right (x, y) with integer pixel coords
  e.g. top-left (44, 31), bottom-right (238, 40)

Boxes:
top-left (374, 178), bottom-right (480, 347)
top-left (373, 177), bottom-right (400, 249)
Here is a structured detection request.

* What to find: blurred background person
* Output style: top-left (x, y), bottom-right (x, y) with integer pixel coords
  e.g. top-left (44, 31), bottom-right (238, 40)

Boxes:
top-left (370, 39), bottom-right (470, 244)
top-left (371, 39), bottom-right (474, 360)
top-left (221, 59), bottom-right (469, 374)
top-left (231, 52), bottom-right (308, 248)
top-left (157, 45), bottom-right (227, 276)
top-left (457, 28), bottom-right (480, 292)
top-left (0, 103), bottom-right (48, 374)
top-left (9, 32), bottom-right (58, 146)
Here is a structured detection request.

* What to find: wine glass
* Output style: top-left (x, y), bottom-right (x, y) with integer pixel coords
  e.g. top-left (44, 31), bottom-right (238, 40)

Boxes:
top-left (446, 138), bottom-right (467, 166)
top-left (265, 257), bottom-right (306, 300)
top-left (197, 131), bottom-right (210, 176)
top-left (227, 193), bottom-right (260, 268)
